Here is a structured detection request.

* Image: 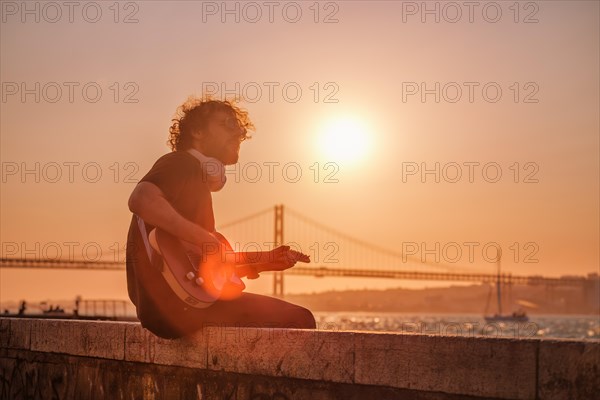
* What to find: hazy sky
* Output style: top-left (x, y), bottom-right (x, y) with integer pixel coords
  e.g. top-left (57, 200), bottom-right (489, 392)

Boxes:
top-left (1, 1), bottom-right (598, 303)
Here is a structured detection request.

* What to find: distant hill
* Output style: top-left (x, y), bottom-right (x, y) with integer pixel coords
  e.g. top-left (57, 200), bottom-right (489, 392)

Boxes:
top-left (285, 284), bottom-right (599, 315)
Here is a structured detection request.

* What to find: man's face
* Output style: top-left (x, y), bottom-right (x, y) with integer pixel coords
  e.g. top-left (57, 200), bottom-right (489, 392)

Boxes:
top-left (203, 110), bottom-right (246, 165)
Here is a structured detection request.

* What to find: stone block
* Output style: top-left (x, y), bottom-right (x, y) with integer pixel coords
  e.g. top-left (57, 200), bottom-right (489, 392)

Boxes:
top-left (124, 323), bottom-right (207, 369)
top-left (0, 318), bottom-right (31, 350)
top-left (354, 332), bottom-right (538, 399)
top-left (30, 319), bottom-right (125, 360)
top-left (206, 326), bottom-right (355, 383)
top-left (538, 339), bottom-right (600, 400)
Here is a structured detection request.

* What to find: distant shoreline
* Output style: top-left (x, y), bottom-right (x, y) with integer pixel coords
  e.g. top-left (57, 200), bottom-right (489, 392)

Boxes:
top-left (285, 283), bottom-right (600, 315)
top-left (1, 282), bottom-right (598, 316)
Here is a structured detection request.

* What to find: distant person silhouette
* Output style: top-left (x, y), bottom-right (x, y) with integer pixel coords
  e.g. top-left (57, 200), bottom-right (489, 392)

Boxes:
top-left (18, 300), bottom-right (26, 315)
top-left (126, 97), bottom-right (315, 339)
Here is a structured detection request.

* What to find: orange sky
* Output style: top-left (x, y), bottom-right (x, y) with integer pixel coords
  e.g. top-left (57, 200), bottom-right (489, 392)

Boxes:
top-left (1, 1), bottom-right (598, 303)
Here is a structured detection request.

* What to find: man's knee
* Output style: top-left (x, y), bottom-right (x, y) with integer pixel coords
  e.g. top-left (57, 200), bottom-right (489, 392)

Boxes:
top-left (293, 306), bottom-right (316, 329)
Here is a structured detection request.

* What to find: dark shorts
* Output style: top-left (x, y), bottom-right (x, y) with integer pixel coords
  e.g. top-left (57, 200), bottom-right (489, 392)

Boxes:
top-left (137, 292), bottom-right (316, 339)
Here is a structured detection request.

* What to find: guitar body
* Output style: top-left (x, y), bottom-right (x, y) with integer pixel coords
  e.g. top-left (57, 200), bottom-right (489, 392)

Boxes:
top-left (148, 228), bottom-right (245, 309)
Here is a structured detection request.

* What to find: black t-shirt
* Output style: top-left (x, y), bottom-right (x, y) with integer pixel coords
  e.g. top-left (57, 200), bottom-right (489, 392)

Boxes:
top-left (125, 150), bottom-right (215, 337)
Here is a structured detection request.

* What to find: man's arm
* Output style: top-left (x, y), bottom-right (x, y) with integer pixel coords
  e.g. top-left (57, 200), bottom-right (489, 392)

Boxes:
top-left (234, 246), bottom-right (310, 279)
top-left (128, 181), bottom-right (219, 247)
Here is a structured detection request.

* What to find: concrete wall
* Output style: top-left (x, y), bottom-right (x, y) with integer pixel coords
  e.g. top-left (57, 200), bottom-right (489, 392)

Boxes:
top-left (0, 318), bottom-right (598, 399)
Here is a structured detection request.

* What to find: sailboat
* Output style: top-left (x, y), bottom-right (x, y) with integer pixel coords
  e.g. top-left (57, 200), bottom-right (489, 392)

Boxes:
top-left (484, 250), bottom-right (529, 323)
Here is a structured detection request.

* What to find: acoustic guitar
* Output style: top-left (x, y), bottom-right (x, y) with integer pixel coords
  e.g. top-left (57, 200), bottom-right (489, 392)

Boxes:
top-left (148, 228), bottom-right (308, 309)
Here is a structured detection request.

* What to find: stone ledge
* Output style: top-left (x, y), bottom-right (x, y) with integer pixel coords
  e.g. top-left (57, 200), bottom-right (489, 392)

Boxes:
top-left (354, 331), bottom-right (537, 399)
top-left (0, 350), bottom-right (489, 400)
top-left (0, 318), bottom-right (30, 350)
top-left (29, 319), bottom-right (126, 360)
top-left (125, 323), bottom-right (208, 368)
top-left (205, 327), bottom-right (356, 383)
top-left (538, 339), bottom-right (600, 400)
top-left (1, 318), bottom-right (598, 400)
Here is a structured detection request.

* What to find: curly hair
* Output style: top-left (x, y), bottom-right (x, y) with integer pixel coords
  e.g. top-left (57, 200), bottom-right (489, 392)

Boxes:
top-left (168, 96), bottom-right (254, 151)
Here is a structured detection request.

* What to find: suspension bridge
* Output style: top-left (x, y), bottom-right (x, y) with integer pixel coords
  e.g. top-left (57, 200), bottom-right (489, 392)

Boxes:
top-left (1, 205), bottom-right (596, 297)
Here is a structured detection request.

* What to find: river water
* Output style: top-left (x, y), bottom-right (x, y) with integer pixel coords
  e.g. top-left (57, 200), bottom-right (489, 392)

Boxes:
top-left (313, 312), bottom-right (600, 340)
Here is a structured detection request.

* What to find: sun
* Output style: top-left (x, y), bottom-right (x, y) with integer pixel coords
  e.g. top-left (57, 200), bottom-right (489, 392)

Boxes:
top-left (317, 117), bottom-right (371, 164)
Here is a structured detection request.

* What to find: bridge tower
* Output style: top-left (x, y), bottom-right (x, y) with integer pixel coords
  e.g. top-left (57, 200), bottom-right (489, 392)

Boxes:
top-left (273, 204), bottom-right (284, 297)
